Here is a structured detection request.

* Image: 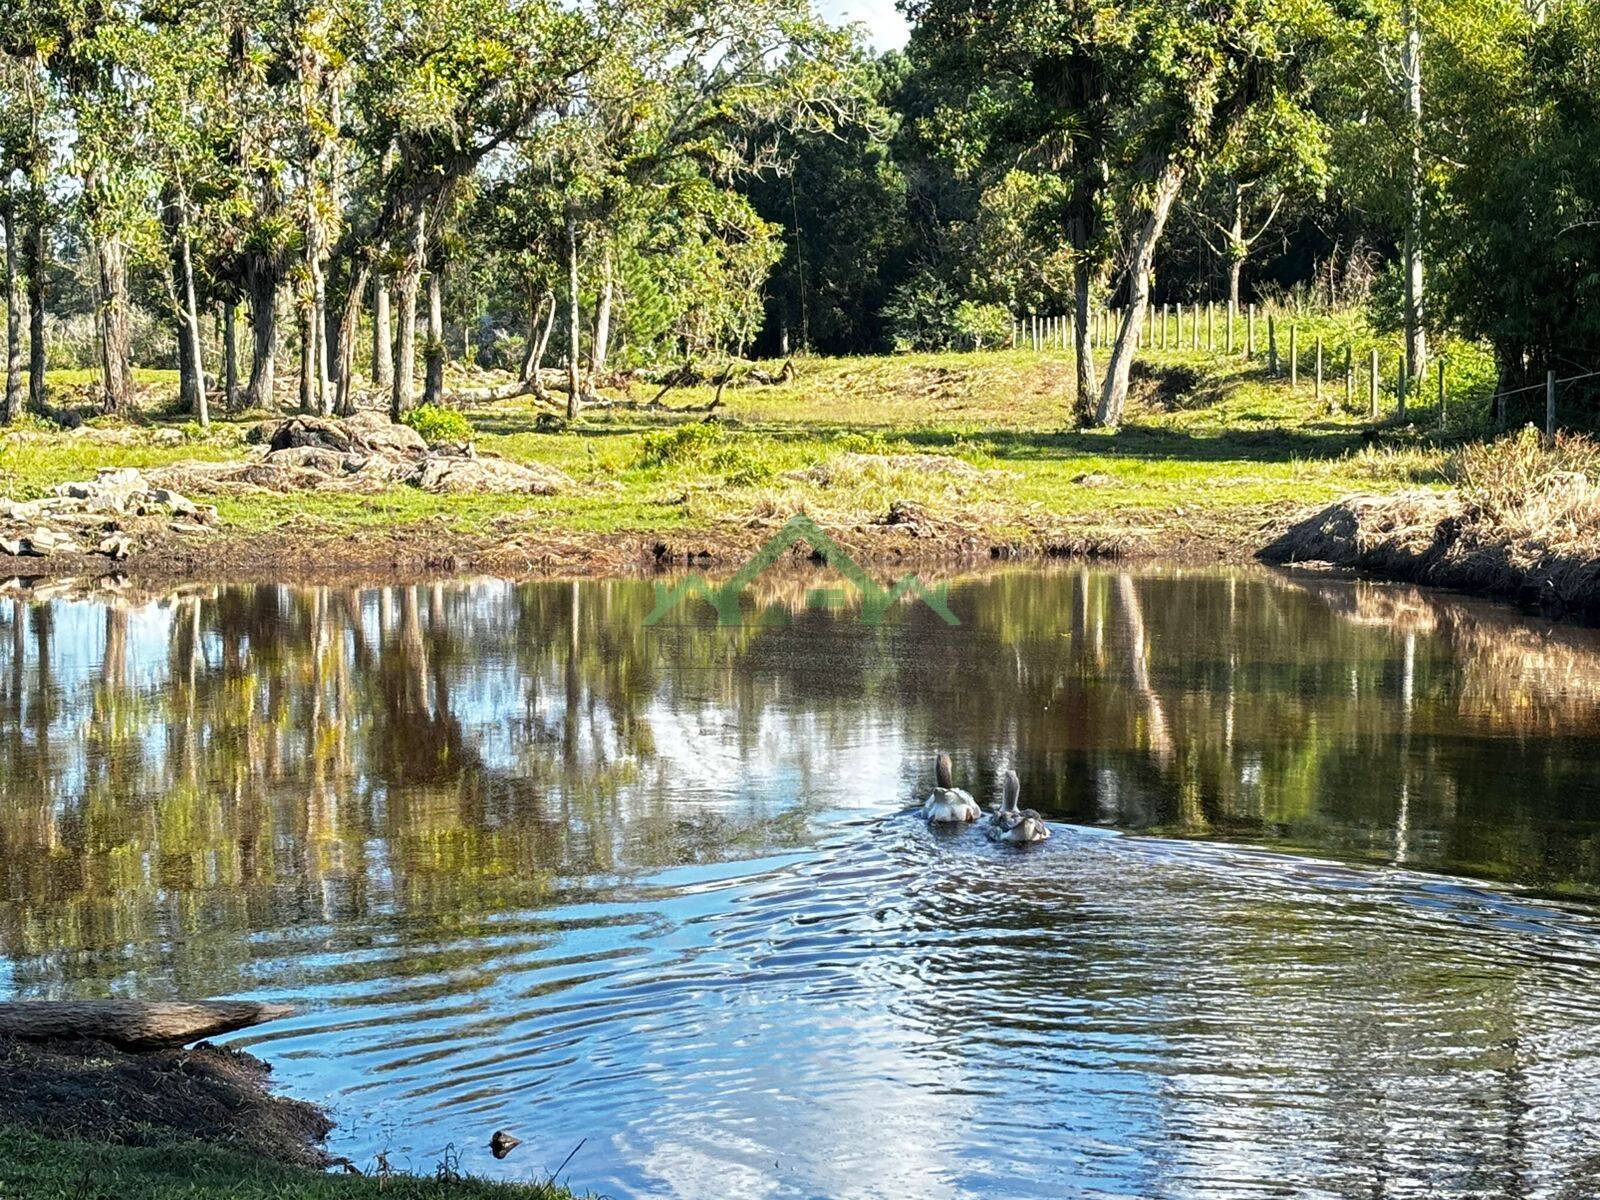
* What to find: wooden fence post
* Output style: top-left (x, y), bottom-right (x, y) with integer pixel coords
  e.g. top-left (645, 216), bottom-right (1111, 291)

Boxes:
top-left (1176, 303), bottom-right (1184, 351)
top-left (1315, 336), bottom-right (1323, 408)
top-left (1267, 312), bottom-right (1278, 374)
top-left (1369, 349), bottom-right (1379, 420)
top-left (1438, 356), bottom-right (1447, 431)
top-left (1247, 304), bottom-right (1256, 359)
top-left (1547, 369), bottom-right (1557, 436)
top-left (1397, 360), bottom-right (1407, 418)
top-left (1290, 324), bottom-right (1299, 387)
top-left (1208, 302), bottom-right (1215, 352)
top-left (1226, 301), bottom-right (1235, 355)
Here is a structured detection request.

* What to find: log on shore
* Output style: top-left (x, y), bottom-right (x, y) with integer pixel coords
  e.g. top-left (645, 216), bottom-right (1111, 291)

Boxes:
top-left (0, 1000), bottom-right (294, 1051)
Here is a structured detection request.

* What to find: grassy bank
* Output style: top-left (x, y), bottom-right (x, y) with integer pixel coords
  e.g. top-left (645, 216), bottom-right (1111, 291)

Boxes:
top-left (0, 316), bottom-right (1493, 579)
top-left (1264, 426), bottom-right (1600, 620)
top-left (2, 1126), bottom-right (581, 1200)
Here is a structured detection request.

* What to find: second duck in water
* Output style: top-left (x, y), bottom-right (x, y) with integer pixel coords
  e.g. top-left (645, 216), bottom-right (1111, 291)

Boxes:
top-left (922, 752), bottom-right (981, 823)
top-left (986, 770), bottom-right (1050, 843)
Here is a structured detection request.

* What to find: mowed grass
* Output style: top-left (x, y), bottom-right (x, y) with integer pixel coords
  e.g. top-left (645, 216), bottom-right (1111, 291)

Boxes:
top-left (0, 322), bottom-right (1480, 551)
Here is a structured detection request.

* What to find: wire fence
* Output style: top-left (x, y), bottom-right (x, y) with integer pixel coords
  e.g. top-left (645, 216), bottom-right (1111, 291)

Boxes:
top-left (1010, 302), bottom-right (1599, 437)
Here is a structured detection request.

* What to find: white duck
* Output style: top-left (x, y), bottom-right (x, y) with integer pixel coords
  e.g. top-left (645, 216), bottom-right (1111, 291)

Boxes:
top-left (922, 752), bottom-right (980, 823)
top-left (986, 770), bottom-right (1050, 843)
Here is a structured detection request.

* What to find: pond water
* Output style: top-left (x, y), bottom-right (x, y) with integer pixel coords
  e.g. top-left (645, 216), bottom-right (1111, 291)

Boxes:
top-left (4, 566), bottom-right (1600, 1198)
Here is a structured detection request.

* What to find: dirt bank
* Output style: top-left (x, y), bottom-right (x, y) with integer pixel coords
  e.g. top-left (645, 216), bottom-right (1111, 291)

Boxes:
top-left (0, 499), bottom-right (1257, 592)
top-left (0, 1034), bottom-right (336, 1168)
top-left (1260, 430), bottom-right (1600, 623)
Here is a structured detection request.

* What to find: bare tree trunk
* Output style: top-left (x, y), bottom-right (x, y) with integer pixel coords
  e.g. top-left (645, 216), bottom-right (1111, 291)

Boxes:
top-left (23, 209), bottom-right (44, 416)
top-left (21, 63), bottom-right (46, 418)
top-left (177, 218), bottom-right (208, 427)
top-left (310, 254), bottom-right (332, 413)
top-left (299, 298), bottom-right (316, 412)
top-left (1069, 215), bottom-right (1095, 426)
top-left (592, 245), bottom-right (613, 379)
top-left (390, 205), bottom-right (425, 421)
top-left (1402, 0), bottom-right (1426, 381)
top-left (223, 301), bottom-right (240, 410)
top-left (529, 289), bottom-right (554, 401)
top-left (1097, 160), bottom-right (1185, 427)
top-left (244, 256), bottom-right (278, 409)
top-left (333, 260), bottom-right (370, 416)
top-left (565, 210), bottom-right (581, 420)
top-left (423, 265), bottom-right (443, 405)
top-left (93, 229), bottom-right (133, 413)
top-left (1227, 183), bottom-right (1245, 310)
top-left (372, 272), bottom-right (393, 387)
top-left (2, 200), bottom-right (20, 424)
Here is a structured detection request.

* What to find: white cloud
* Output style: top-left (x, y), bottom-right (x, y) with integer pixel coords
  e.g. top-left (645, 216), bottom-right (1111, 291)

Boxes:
top-left (816, 0), bottom-right (910, 50)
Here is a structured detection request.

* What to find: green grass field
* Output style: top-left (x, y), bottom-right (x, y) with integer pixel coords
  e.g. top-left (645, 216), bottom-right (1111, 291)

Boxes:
top-left (1, 313), bottom-right (1492, 556)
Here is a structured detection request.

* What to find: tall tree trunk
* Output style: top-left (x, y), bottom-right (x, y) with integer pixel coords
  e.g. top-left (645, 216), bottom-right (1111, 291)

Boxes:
top-left (333, 260), bottom-right (370, 416)
top-left (310, 258), bottom-right (332, 413)
top-left (1227, 182), bottom-right (1245, 310)
top-left (1402, 0), bottom-right (1426, 381)
top-left (592, 246), bottom-right (613, 379)
top-left (1069, 214), bottom-right (1095, 426)
top-left (390, 205), bottom-right (425, 421)
top-left (1097, 160), bottom-right (1186, 427)
top-left (182, 243), bottom-right (208, 427)
top-left (565, 211), bottom-right (581, 420)
top-left (525, 287), bottom-right (554, 401)
top-left (244, 255), bottom-right (278, 409)
top-left (299, 298), bottom-right (316, 412)
top-left (325, 305), bottom-right (342, 392)
top-left (21, 60), bottom-right (46, 418)
top-left (2, 200), bottom-right (20, 424)
top-left (223, 300), bottom-right (240, 409)
top-left (372, 273), bottom-right (393, 387)
top-left (423, 265), bottom-right (443, 405)
top-left (93, 229), bottom-right (133, 413)
top-left (166, 194), bottom-right (208, 426)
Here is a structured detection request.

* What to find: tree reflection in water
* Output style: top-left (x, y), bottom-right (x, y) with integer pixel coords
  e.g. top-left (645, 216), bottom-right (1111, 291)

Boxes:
top-left (4, 569), bottom-right (1600, 1196)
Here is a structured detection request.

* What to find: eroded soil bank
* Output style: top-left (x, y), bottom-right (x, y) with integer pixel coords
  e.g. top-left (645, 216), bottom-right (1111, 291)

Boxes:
top-left (0, 1035), bottom-right (336, 1168)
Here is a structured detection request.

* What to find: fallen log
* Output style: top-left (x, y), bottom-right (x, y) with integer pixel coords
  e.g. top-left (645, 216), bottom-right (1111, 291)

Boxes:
top-left (0, 1000), bottom-right (294, 1051)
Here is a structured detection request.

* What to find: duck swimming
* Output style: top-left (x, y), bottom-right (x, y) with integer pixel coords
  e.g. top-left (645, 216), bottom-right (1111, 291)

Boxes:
top-left (986, 770), bottom-right (1049, 843)
top-left (922, 752), bottom-right (980, 823)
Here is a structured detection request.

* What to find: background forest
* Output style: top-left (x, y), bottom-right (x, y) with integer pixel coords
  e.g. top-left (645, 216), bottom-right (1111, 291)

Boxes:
top-left (0, 0), bottom-right (1596, 431)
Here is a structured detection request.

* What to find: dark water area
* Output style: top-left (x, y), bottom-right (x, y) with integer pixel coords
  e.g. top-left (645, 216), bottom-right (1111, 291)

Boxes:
top-left (3, 566), bottom-right (1600, 1198)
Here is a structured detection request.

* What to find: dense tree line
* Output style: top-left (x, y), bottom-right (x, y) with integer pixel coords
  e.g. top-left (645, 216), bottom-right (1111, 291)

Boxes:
top-left (1, 0), bottom-right (1597, 428)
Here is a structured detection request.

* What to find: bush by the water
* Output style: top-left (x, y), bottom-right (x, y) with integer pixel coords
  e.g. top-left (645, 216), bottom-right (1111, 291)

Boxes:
top-left (401, 404), bottom-right (474, 445)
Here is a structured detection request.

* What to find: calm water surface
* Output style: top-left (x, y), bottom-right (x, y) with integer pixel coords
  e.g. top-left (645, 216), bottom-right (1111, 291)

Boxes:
top-left (4, 567), bottom-right (1600, 1198)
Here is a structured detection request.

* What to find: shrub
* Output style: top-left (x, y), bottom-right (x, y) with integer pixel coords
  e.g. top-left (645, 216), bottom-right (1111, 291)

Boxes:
top-left (637, 420), bottom-right (776, 485)
top-left (401, 403), bottom-right (473, 444)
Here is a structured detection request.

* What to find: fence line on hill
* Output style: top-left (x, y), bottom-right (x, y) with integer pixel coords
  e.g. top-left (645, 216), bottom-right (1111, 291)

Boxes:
top-left (1010, 302), bottom-right (1595, 436)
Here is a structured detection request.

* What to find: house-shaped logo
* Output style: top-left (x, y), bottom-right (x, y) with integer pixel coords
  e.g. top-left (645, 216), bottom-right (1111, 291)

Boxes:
top-left (643, 515), bottom-right (960, 627)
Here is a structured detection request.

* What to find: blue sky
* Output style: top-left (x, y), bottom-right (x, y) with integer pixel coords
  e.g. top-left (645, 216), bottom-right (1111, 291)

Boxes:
top-left (817, 0), bottom-right (910, 49)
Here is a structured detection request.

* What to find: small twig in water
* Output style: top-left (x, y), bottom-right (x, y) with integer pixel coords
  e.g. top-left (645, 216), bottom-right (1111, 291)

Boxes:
top-left (548, 1136), bottom-right (587, 1184)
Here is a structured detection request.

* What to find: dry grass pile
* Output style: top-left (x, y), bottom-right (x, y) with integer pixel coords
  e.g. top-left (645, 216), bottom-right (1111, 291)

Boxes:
top-left (1261, 427), bottom-right (1600, 617)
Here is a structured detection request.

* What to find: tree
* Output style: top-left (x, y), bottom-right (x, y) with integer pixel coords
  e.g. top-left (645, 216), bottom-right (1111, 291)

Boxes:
top-left (905, 0), bottom-right (1120, 424)
top-left (1092, 0), bottom-right (1342, 426)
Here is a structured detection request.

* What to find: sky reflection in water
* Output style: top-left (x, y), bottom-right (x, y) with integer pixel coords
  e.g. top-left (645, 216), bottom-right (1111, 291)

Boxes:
top-left (3, 566), bottom-right (1600, 1197)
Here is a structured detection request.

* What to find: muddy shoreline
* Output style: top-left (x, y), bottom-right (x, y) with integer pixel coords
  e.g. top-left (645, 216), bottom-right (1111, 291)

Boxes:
top-left (0, 508), bottom-right (1269, 592)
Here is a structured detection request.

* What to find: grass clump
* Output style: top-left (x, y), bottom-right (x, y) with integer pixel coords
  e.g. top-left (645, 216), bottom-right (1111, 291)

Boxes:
top-left (0, 1125), bottom-right (584, 1200)
top-left (638, 420), bottom-right (776, 485)
top-left (403, 403), bottom-right (475, 444)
